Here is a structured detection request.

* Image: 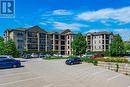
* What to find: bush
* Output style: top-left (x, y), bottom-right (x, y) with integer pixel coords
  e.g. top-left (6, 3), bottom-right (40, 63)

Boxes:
top-left (96, 58), bottom-right (128, 63)
top-left (81, 58), bottom-right (98, 66)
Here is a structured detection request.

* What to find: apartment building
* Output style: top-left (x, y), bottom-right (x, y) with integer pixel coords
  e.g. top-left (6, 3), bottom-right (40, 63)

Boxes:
top-left (4, 26), bottom-right (75, 55)
top-left (86, 31), bottom-right (113, 52)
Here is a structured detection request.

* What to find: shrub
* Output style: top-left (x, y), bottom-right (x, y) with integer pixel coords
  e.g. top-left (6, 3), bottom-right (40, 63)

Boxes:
top-left (81, 58), bottom-right (98, 66)
top-left (96, 58), bottom-right (128, 63)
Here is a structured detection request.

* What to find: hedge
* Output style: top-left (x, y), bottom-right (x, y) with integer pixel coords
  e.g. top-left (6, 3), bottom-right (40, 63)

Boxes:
top-left (96, 58), bottom-right (128, 63)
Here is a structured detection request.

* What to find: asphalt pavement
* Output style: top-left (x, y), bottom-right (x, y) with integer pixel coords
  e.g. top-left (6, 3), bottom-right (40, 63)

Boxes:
top-left (0, 58), bottom-right (130, 87)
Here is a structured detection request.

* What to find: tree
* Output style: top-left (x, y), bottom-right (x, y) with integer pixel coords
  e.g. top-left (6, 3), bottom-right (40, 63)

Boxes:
top-left (0, 36), bottom-right (5, 55)
top-left (4, 39), bottom-right (19, 57)
top-left (124, 42), bottom-right (130, 51)
top-left (71, 33), bottom-right (87, 56)
top-left (110, 34), bottom-right (125, 57)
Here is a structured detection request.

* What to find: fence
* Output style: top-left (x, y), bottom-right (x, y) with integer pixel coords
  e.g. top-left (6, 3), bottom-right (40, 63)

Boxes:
top-left (98, 62), bottom-right (130, 76)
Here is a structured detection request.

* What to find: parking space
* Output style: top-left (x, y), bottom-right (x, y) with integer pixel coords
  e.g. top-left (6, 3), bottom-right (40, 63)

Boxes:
top-left (0, 59), bottom-right (130, 87)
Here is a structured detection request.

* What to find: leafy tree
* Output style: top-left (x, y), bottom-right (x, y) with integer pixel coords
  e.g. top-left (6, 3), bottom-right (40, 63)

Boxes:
top-left (4, 39), bottom-right (19, 57)
top-left (110, 34), bottom-right (125, 57)
top-left (71, 33), bottom-right (87, 56)
top-left (124, 42), bottom-right (130, 51)
top-left (0, 36), bottom-right (5, 55)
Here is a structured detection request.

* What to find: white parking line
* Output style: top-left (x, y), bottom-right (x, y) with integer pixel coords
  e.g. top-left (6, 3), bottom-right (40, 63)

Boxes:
top-left (0, 76), bottom-right (42, 86)
top-left (107, 74), bottom-right (122, 81)
top-left (0, 72), bottom-right (30, 78)
top-left (92, 70), bottom-right (108, 75)
top-left (43, 84), bottom-right (52, 87)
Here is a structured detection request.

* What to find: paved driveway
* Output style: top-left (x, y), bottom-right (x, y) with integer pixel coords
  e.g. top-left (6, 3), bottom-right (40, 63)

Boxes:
top-left (0, 58), bottom-right (130, 87)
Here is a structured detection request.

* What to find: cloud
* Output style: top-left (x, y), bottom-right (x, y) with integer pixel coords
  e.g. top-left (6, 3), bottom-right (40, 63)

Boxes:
top-left (77, 6), bottom-right (130, 23)
top-left (113, 29), bottom-right (130, 41)
top-left (100, 20), bottom-right (111, 26)
top-left (83, 29), bottom-right (107, 34)
top-left (39, 22), bottom-right (47, 25)
top-left (52, 9), bottom-right (73, 15)
top-left (53, 22), bottom-right (88, 31)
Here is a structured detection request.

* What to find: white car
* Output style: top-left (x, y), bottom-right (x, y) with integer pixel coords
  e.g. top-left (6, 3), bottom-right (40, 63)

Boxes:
top-left (53, 54), bottom-right (62, 57)
top-left (31, 53), bottom-right (39, 58)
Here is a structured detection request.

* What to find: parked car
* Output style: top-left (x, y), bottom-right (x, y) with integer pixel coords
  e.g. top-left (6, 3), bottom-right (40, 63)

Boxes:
top-left (0, 56), bottom-right (21, 69)
top-left (65, 57), bottom-right (82, 65)
top-left (53, 54), bottom-right (62, 57)
top-left (0, 55), bottom-right (14, 59)
top-left (85, 54), bottom-right (99, 58)
top-left (31, 53), bottom-right (39, 58)
top-left (39, 53), bottom-right (45, 58)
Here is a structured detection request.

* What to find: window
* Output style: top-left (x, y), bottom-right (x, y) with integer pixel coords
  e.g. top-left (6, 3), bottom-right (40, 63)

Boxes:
top-left (99, 40), bottom-right (101, 43)
top-left (102, 40), bottom-right (104, 44)
top-left (61, 51), bottom-right (65, 55)
top-left (94, 41), bottom-right (96, 44)
top-left (55, 35), bottom-right (59, 39)
top-left (68, 41), bottom-right (70, 44)
top-left (17, 39), bottom-right (24, 43)
top-left (55, 40), bottom-right (59, 44)
top-left (61, 35), bottom-right (65, 40)
top-left (68, 36), bottom-right (69, 39)
top-left (17, 32), bottom-right (24, 36)
top-left (39, 33), bottom-right (46, 38)
top-left (61, 41), bottom-right (65, 45)
top-left (28, 44), bottom-right (38, 50)
top-left (102, 45), bottom-right (104, 49)
top-left (28, 38), bottom-right (37, 43)
top-left (18, 45), bottom-right (23, 49)
top-left (61, 46), bottom-right (65, 50)
top-left (39, 45), bottom-right (46, 50)
top-left (55, 46), bottom-right (59, 50)
top-left (102, 35), bottom-right (104, 39)
top-left (28, 32), bottom-right (37, 37)
top-left (106, 35), bottom-right (109, 39)
top-left (51, 40), bottom-right (53, 44)
top-left (106, 40), bottom-right (109, 44)
top-left (106, 45), bottom-right (109, 49)
top-left (99, 46), bottom-right (101, 49)
top-left (68, 51), bottom-right (70, 55)
top-left (40, 39), bottom-right (45, 44)
top-left (68, 46), bottom-right (70, 49)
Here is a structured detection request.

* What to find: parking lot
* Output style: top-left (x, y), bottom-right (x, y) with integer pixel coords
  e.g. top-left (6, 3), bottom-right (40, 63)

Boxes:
top-left (0, 58), bottom-right (130, 87)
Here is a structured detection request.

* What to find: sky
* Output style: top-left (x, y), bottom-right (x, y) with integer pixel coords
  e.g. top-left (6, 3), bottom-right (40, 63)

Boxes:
top-left (1, 0), bottom-right (130, 40)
